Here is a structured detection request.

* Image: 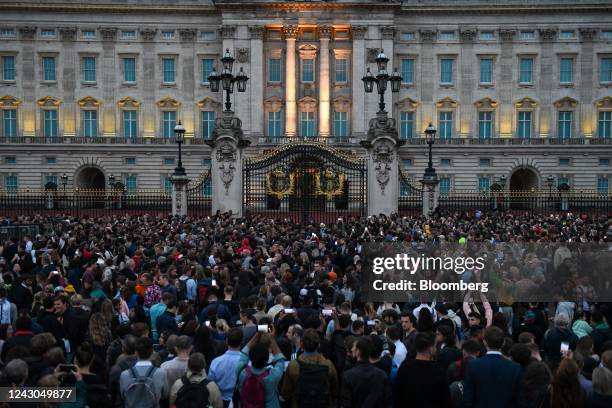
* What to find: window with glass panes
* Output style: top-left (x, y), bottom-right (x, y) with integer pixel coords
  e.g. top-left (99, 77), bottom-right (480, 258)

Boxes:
top-left (560, 58), bottom-right (573, 83)
top-left (335, 58), bottom-right (347, 83)
top-left (162, 58), bottom-right (175, 83)
top-left (164, 176), bottom-right (172, 193)
top-left (601, 58), bottom-right (612, 82)
top-left (162, 111), bottom-right (176, 138)
top-left (82, 111), bottom-right (97, 137)
top-left (439, 111), bottom-right (453, 139)
top-left (123, 58), bottom-right (136, 82)
top-left (517, 111), bottom-right (532, 138)
top-left (480, 58), bottom-right (493, 84)
top-left (559, 158), bottom-right (571, 166)
top-left (558, 111), bottom-right (572, 139)
top-left (599, 111), bottom-right (611, 138)
top-left (334, 111), bottom-right (348, 138)
top-left (558, 176), bottom-right (569, 187)
top-left (301, 112), bottom-right (315, 137)
top-left (4, 157), bottom-right (15, 165)
top-left (597, 177), bottom-right (609, 194)
top-left (439, 177), bottom-right (451, 194)
top-left (478, 111), bottom-right (493, 139)
top-left (519, 58), bottom-right (533, 83)
top-left (42, 57), bottom-right (56, 81)
top-left (401, 59), bottom-right (414, 84)
top-left (124, 175), bottom-right (137, 192)
top-left (202, 58), bottom-right (214, 83)
top-left (302, 59), bottom-right (314, 82)
top-left (46, 175), bottom-right (58, 186)
top-left (400, 111), bottom-right (414, 139)
top-left (3, 109), bottom-right (17, 137)
top-left (201, 111), bottom-right (215, 139)
top-left (82, 57), bottom-right (96, 82)
top-left (123, 111), bottom-right (137, 138)
top-left (2, 56), bottom-right (15, 81)
top-left (4, 175), bottom-right (17, 192)
top-left (268, 58), bottom-right (281, 82)
top-left (43, 110), bottom-right (58, 137)
top-left (478, 177), bottom-right (491, 192)
top-left (268, 111), bottom-right (282, 138)
top-left (440, 59), bottom-right (453, 84)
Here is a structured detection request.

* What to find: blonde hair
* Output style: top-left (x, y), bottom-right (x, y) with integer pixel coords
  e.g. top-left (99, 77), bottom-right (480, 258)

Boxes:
top-left (593, 366), bottom-right (612, 396)
top-left (89, 312), bottom-right (112, 347)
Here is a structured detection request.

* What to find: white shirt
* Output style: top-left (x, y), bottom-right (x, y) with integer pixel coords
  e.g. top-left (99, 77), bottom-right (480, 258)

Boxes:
top-left (393, 340), bottom-right (407, 367)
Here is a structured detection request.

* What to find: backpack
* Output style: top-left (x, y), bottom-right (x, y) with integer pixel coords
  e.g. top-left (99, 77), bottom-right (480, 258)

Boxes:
top-left (296, 360), bottom-right (329, 408)
top-left (240, 366), bottom-right (268, 408)
top-left (196, 282), bottom-right (209, 307)
top-left (174, 375), bottom-right (211, 408)
top-left (124, 366), bottom-right (158, 408)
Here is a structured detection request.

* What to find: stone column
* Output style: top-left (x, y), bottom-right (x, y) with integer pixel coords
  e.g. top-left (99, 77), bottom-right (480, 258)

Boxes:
top-left (538, 28), bottom-right (557, 138)
top-left (140, 28), bottom-right (157, 137)
top-left (380, 27), bottom-right (395, 115)
top-left (99, 27), bottom-right (117, 138)
top-left (421, 177), bottom-right (440, 217)
top-left (208, 112), bottom-right (250, 216)
top-left (499, 30), bottom-right (516, 137)
top-left (283, 25), bottom-right (298, 137)
top-left (318, 26), bottom-right (332, 137)
top-left (361, 112), bottom-right (404, 215)
top-left (249, 26), bottom-right (265, 138)
top-left (579, 28), bottom-right (597, 138)
top-left (18, 26), bottom-right (37, 137)
top-left (171, 173), bottom-right (189, 216)
top-left (351, 26), bottom-right (367, 139)
top-left (419, 29), bottom-right (437, 127)
top-left (179, 29), bottom-right (197, 137)
top-left (59, 27), bottom-right (77, 137)
top-left (459, 28), bottom-right (476, 138)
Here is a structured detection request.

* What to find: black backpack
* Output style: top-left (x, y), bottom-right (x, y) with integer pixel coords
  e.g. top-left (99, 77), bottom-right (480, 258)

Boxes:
top-left (296, 360), bottom-right (329, 408)
top-left (175, 375), bottom-right (211, 408)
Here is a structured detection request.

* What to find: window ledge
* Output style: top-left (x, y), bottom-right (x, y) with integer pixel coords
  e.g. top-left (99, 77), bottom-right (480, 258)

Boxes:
top-left (439, 84), bottom-right (455, 89)
top-left (560, 83), bottom-right (574, 88)
top-left (161, 83), bottom-right (177, 88)
top-left (41, 81), bottom-right (57, 86)
top-left (81, 82), bottom-right (97, 87)
top-left (518, 83), bottom-right (534, 88)
top-left (401, 83), bottom-right (415, 88)
top-left (1, 80), bottom-right (16, 84)
top-left (121, 82), bottom-right (137, 88)
top-left (600, 82), bottom-right (612, 87)
top-left (478, 84), bottom-right (494, 89)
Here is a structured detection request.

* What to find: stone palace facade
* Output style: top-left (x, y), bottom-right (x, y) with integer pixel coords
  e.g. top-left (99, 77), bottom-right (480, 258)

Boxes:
top-left (0, 0), bottom-right (611, 194)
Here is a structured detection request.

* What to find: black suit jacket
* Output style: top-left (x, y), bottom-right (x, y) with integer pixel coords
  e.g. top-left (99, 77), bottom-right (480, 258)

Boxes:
top-left (463, 353), bottom-right (523, 408)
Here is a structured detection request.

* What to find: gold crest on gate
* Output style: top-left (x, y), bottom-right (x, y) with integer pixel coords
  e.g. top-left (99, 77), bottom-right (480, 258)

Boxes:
top-left (315, 167), bottom-right (345, 199)
top-left (266, 166), bottom-right (294, 199)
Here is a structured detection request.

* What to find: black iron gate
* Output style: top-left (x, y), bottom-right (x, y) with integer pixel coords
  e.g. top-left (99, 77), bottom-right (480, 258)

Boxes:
top-left (243, 141), bottom-right (367, 224)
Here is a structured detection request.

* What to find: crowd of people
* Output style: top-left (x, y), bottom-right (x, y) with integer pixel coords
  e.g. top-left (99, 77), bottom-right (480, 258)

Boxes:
top-left (0, 211), bottom-right (610, 408)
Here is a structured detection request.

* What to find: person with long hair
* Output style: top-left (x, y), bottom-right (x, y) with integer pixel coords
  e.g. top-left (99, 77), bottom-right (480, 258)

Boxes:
top-left (549, 358), bottom-right (586, 408)
top-left (87, 312), bottom-right (113, 367)
top-left (435, 322), bottom-right (462, 370)
top-left (417, 307), bottom-right (435, 334)
top-left (523, 361), bottom-right (552, 408)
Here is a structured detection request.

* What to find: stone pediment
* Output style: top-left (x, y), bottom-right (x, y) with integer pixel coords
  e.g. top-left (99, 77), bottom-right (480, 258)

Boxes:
top-left (117, 96), bottom-right (142, 108)
top-left (0, 95), bottom-right (21, 108)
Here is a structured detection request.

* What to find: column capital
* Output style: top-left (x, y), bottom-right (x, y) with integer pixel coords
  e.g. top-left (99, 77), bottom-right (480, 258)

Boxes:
top-left (248, 25), bottom-right (264, 39)
top-left (499, 29), bottom-right (516, 42)
top-left (178, 29), bottom-right (197, 42)
top-left (318, 25), bottom-right (332, 40)
top-left (459, 28), bottom-right (477, 43)
top-left (352, 25), bottom-right (367, 40)
top-left (221, 25), bottom-right (236, 39)
top-left (282, 24), bottom-right (299, 40)
top-left (18, 26), bottom-right (37, 40)
top-left (419, 29), bottom-right (437, 43)
top-left (98, 27), bottom-right (118, 42)
top-left (380, 26), bottom-right (395, 40)
top-left (139, 28), bottom-right (157, 41)
top-left (59, 26), bottom-right (77, 42)
top-left (538, 28), bottom-right (558, 42)
top-left (579, 27), bottom-right (598, 41)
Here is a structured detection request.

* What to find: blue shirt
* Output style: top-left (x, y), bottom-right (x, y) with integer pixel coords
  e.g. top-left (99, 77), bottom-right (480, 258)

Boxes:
top-left (208, 350), bottom-right (242, 401)
top-left (236, 346), bottom-right (286, 408)
top-left (149, 303), bottom-right (167, 342)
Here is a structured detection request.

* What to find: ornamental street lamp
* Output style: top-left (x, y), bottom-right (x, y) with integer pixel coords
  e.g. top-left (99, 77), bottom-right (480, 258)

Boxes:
top-left (424, 123), bottom-right (437, 180)
top-left (173, 121), bottom-right (186, 176)
top-left (500, 175), bottom-right (507, 190)
top-left (208, 49), bottom-right (249, 112)
top-left (61, 173), bottom-right (68, 194)
top-left (361, 51), bottom-right (402, 114)
top-left (547, 175), bottom-right (555, 198)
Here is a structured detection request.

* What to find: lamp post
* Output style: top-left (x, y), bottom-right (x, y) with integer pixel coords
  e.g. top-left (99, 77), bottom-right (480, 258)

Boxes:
top-left (424, 123), bottom-right (437, 180)
top-left (173, 121), bottom-right (186, 176)
top-left (207, 49), bottom-right (249, 113)
top-left (361, 51), bottom-right (402, 114)
top-left (61, 173), bottom-right (68, 195)
top-left (108, 173), bottom-right (115, 189)
top-left (500, 175), bottom-right (507, 190)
